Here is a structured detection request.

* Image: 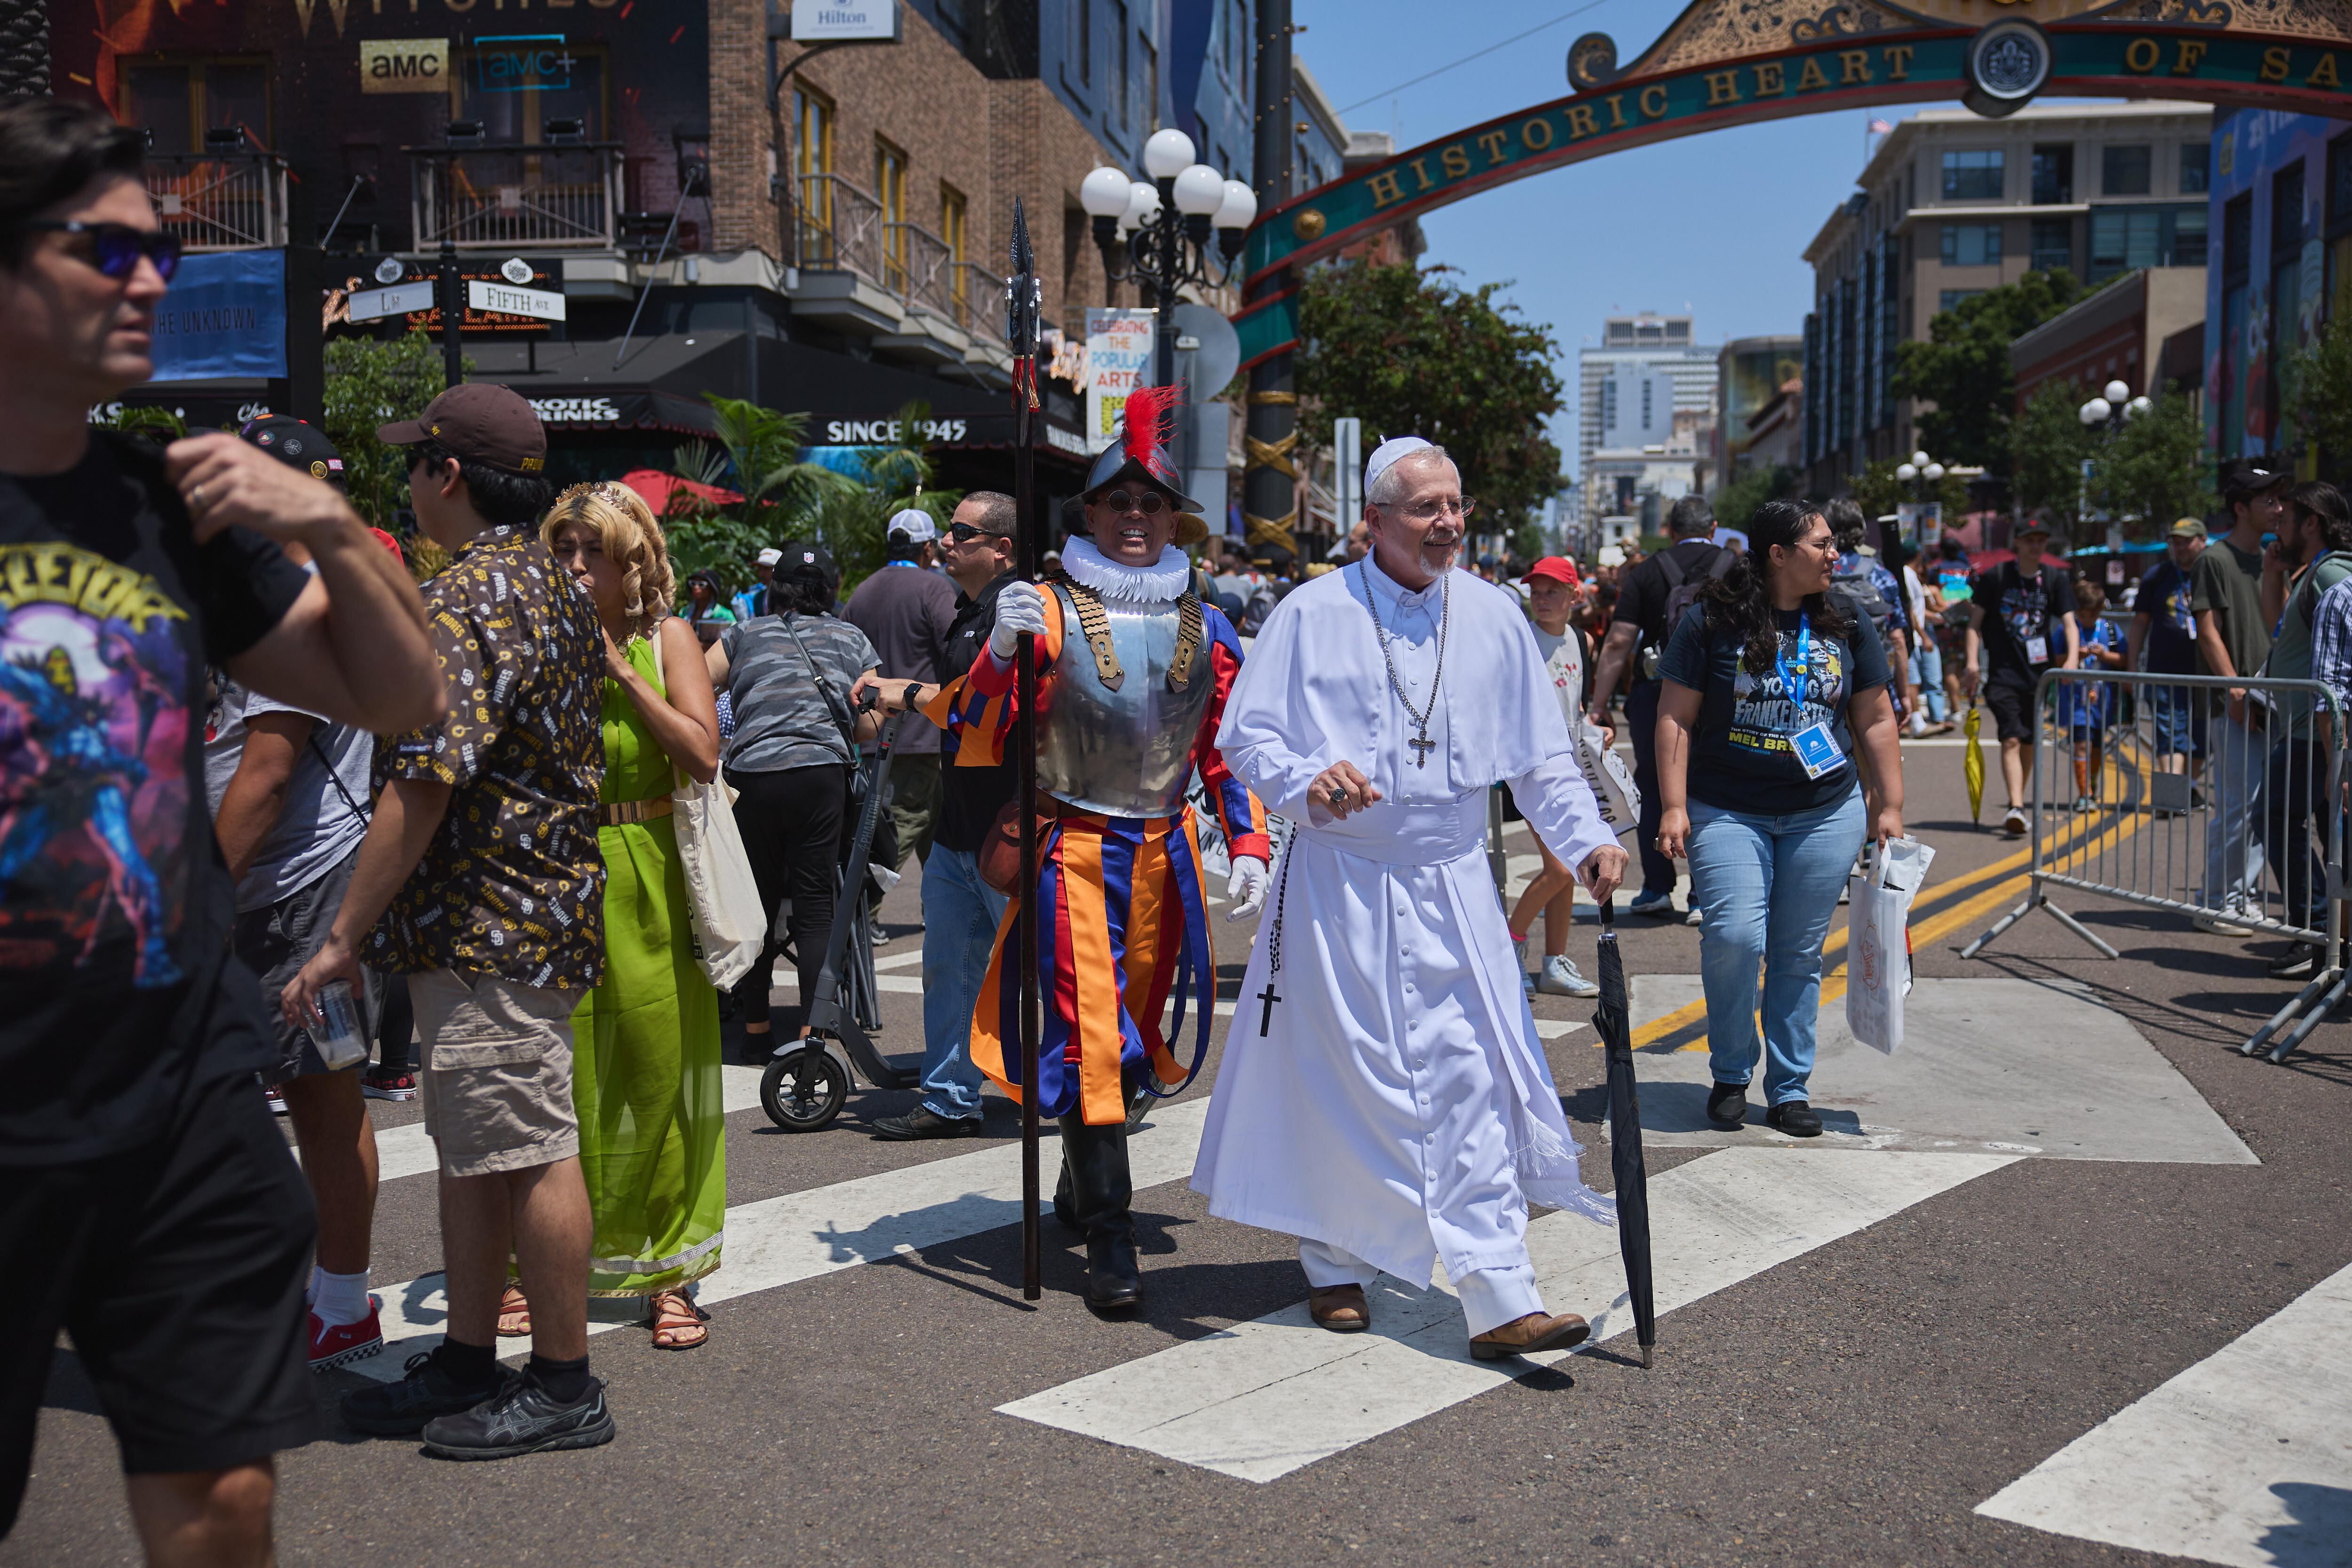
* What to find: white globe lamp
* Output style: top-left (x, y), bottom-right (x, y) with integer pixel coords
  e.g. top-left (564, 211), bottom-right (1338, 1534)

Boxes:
top-left (1080, 165), bottom-right (1133, 218)
top-left (1143, 127), bottom-right (1196, 181)
top-left (1173, 163), bottom-right (1226, 215)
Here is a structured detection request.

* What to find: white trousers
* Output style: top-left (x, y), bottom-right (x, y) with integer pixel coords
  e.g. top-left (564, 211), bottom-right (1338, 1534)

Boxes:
top-left (1297, 1237), bottom-right (1542, 1338)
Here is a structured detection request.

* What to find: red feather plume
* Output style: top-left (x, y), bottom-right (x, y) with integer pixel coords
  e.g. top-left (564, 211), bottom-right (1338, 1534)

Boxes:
top-left (1122, 382), bottom-right (1184, 486)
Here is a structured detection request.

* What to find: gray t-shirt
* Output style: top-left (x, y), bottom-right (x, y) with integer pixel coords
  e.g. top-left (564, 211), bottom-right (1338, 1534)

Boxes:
top-left (203, 677), bottom-right (373, 913)
top-left (842, 562), bottom-right (959, 756)
top-left (720, 612), bottom-right (880, 774)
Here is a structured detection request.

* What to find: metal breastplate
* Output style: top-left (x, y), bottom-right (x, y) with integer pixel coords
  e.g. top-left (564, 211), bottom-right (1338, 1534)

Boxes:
top-left (1036, 583), bottom-right (1212, 818)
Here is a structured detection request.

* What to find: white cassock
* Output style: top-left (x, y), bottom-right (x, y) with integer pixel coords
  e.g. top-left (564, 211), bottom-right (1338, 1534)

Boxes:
top-left (1190, 554), bottom-right (1617, 1336)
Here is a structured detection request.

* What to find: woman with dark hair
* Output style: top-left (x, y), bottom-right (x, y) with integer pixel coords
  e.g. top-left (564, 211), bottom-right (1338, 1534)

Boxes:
top-left (1653, 499), bottom-right (1904, 1137)
top-left (702, 541), bottom-right (880, 1048)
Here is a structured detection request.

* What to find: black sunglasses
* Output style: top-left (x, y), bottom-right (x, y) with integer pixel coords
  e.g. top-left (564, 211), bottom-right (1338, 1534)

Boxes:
top-left (946, 521), bottom-right (1011, 544)
top-left (17, 221), bottom-right (183, 282)
top-left (1103, 488), bottom-right (1168, 517)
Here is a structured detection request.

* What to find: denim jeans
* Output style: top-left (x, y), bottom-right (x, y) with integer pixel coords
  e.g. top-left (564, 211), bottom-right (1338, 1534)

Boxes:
top-left (1686, 787), bottom-right (1867, 1106)
top-left (2202, 710), bottom-right (2268, 915)
top-left (2258, 736), bottom-right (2328, 932)
top-left (1909, 637), bottom-right (1947, 723)
top-left (919, 844), bottom-right (1009, 1121)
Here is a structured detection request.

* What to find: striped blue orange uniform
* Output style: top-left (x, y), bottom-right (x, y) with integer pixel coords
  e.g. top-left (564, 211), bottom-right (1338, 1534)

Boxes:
top-left (924, 589), bottom-right (1268, 1126)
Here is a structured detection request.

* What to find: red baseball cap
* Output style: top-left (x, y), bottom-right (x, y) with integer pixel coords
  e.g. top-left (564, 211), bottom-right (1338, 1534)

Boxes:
top-left (1522, 556), bottom-right (1580, 586)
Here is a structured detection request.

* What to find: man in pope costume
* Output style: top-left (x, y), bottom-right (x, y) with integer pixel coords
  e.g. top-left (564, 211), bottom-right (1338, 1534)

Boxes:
top-left (1192, 437), bottom-right (1630, 1360)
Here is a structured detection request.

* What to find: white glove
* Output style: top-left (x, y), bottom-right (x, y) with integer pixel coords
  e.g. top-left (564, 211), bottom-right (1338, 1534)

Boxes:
top-left (1224, 855), bottom-right (1270, 922)
top-left (988, 580), bottom-right (1049, 660)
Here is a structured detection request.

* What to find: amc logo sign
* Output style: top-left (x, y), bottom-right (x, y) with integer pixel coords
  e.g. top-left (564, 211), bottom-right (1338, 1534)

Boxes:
top-left (360, 38), bottom-right (449, 95)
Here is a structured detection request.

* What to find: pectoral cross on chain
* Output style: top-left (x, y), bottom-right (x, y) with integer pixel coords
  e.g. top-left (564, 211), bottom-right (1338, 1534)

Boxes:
top-left (1408, 728), bottom-right (1437, 769)
top-left (1256, 979), bottom-right (1282, 1036)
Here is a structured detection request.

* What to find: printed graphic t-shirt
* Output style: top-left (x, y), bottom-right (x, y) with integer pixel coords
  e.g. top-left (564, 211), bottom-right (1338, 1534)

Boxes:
top-left (0, 432), bottom-right (308, 1163)
top-left (371, 526), bottom-right (608, 990)
top-left (1656, 601), bottom-right (1891, 816)
top-left (1971, 561), bottom-right (2077, 689)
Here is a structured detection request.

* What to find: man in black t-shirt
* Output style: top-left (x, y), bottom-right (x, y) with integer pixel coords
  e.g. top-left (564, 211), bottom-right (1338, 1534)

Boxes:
top-left (1962, 521), bottom-right (2080, 836)
top-left (0, 99), bottom-right (442, 1559)
top-left (1586, 493), bottom-right (1724, 916)
top-left (858, 491), bottom-right (1020, 1139)
top-left (2126, 518), bottom-right (2209, 773)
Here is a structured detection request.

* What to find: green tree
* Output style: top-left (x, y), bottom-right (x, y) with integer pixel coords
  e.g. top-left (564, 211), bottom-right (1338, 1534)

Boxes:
top-left (665, 397), bottom-right (860, 589)
top-left (2008, 380), bottom-right (2096, 541)
top-left (1891, 269), bottom-right (2084, 476)
top-left (2094, 389), bottom-right (2214, 536)
top-left (1846, 456), bottom-right (1969, 525)
top-left (2280, 307), bottom-right (2352, 475)
top-left (1295, 261), bottom-right (1565, 533)
top-left (323, 332), bottom-right (457, 533)
top-left (800, 405), bottom-right (962, 589)
top-left (1711, 463), bottom-right (1793, 534)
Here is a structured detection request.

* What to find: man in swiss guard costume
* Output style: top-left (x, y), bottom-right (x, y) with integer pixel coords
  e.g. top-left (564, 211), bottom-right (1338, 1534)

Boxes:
top-left (1193, 437), bottom-right (1629, 1360)
top-left (935, 384), bottom-right (1270, 1311)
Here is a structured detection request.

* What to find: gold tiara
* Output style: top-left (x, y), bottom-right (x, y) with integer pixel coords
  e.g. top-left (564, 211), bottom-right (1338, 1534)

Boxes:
top-left (553, 481), bottom-right (641, 511)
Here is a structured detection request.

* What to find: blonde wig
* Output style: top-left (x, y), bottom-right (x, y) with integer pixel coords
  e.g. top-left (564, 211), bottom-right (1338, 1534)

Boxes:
top-left (542, 481), bottom-right (674, 639)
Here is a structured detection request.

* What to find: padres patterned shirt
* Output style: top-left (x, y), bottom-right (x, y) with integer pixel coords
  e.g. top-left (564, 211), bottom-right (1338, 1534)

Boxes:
top-left (370, 525), bottom-right (607, 988)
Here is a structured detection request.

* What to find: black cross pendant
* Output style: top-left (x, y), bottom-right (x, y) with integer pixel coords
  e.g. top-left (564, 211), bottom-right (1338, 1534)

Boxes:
top-left (1408, 729), bottom-right (1436, 768)
top-left (1256, 979), bottom-right (1282, 1036)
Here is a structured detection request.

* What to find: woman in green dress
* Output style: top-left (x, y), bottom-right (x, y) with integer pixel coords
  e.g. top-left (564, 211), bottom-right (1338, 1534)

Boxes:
top-left (541, 482), bottom-right (726, 1349)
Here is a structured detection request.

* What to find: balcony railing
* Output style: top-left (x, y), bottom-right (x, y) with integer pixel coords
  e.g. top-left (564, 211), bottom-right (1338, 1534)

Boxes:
top-left (795, 172), bottom-right (1005, 344)
top-left (145, 151), bottom-right (289, 251)
top-left (409, 143), bottom-right (623, 251)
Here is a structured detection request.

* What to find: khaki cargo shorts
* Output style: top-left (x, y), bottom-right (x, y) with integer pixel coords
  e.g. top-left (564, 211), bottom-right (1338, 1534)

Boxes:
top-left (413, 967), bottom-right (585, 1178)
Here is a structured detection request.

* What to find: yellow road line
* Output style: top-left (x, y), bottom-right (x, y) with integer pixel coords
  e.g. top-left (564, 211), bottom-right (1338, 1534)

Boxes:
top-left (1619, 803), bottom-right (2145, 1053)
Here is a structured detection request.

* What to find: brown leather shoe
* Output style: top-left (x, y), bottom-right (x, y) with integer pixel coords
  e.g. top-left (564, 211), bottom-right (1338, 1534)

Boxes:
top-left (1308, 1284), bottom-right (1369, 1333)
top-left (1469, 1310), bottom-right (1589, 1361)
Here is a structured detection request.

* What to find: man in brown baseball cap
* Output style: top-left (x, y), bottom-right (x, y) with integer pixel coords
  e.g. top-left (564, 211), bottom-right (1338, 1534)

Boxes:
top-left (377, 381), bottom-right (548, 475)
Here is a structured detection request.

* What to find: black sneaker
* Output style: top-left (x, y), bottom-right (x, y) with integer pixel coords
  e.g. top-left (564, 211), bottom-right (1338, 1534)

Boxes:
top-left (1765, 1101), bottom-right (1824, 1138)
top-left (1705, 1082), bottom-right (1748, 1130)
top-left (2267, 943), bottom-right (2322, 981)
top-left (340, 1349), bottom-right (504, 1437)
top-left (420, 1365), bottom-right (615, 1461)
top-left (872, 1105), bottom-right (984, 1140)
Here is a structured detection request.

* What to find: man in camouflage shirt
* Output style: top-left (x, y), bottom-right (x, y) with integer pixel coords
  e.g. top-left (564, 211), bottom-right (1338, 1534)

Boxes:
top-left (284, 384), bottom-right (614, 1460)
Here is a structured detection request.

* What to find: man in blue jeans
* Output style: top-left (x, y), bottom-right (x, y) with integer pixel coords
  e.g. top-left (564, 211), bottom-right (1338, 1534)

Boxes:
top-left (859, 493), bottom-right (1020, 1138)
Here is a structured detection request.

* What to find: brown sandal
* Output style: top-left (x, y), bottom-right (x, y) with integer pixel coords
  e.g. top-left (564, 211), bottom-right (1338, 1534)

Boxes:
top-left (646, 1289), bottom-right (709, 1351)
top-left (496, 1283), bottom-right (532, 1338)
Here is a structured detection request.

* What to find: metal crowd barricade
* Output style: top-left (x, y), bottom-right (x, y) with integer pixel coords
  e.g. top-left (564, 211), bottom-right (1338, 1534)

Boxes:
top-left (1961, 668), bottom-right (2347, 1062)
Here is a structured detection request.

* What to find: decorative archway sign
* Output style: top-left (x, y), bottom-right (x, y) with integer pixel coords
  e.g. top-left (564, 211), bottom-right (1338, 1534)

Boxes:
top-left (1232, 0), bottom-right (2352, 555)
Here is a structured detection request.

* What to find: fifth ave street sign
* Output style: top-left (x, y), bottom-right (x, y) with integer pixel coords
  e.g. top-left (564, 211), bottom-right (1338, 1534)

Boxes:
top-left (466, 279), bottom-right (566, 321)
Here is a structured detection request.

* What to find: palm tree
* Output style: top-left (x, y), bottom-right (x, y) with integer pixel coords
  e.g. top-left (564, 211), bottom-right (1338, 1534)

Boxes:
top-left (666, 398), bottom-right (859, 589)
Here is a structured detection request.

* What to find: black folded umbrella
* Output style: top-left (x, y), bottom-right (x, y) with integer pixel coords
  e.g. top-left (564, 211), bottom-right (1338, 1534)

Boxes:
top-left (1595, 899), bottom-right (1657, 1367)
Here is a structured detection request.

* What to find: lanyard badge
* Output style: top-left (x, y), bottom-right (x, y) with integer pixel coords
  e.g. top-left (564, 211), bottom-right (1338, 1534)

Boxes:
top-left (1777, 613), bottom-right (1846, 780)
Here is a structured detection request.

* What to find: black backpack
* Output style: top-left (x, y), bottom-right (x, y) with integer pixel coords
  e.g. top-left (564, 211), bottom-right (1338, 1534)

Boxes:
top-left (1652, 543), bottom-right (1735, 662)
top-left (1831, 555), bottom-right (1901, 639)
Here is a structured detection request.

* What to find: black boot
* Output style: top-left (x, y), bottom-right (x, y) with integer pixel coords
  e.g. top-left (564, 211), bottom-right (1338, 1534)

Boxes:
top-left (1059, 1114), bottom-right (1139, 1311)
top-left (1052, 1153), bottom-right (1080, 1233)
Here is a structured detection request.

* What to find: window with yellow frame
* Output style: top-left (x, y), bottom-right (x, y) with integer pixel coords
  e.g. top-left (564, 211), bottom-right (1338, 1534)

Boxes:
top-left (876, 139), bottom-right (908, 292)
top-left (941, 183), bottom-right (969, 311)
top-left (796, 86), bottom-right (835, 249)
top-left (118, 57), bottom-right (270, 155)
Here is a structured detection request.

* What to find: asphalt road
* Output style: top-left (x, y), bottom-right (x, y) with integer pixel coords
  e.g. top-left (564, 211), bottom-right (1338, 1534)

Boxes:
top-left (11, 736), bottom-right (2349, 1568)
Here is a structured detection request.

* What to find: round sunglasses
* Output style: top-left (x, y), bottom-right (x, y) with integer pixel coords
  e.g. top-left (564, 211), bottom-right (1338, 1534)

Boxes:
top-left (17, 221), bottom-right (184, 283)
top-left (1101, 488), bottom-right (1169, 516)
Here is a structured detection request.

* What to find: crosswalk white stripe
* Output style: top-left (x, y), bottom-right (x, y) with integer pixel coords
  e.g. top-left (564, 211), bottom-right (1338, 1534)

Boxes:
top-left (345, 1099), bottom-right (1217, 1379)
top-left (1974, 1260), bottom-right (2352, 1567)
top-left (997, 1147), bottom-right (2016, 1482)
top-left (355, 1019), bottom-right (1582, 1184)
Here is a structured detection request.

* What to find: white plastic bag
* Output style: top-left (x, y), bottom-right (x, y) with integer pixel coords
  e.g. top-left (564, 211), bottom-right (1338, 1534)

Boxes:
top-left (1845, 836), bottom-right (1935, 1054)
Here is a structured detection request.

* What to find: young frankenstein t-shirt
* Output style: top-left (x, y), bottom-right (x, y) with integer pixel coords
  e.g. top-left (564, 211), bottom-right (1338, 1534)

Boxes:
top-left (1656, 601), bottom-right (1891, 816)
top-left (0, 432), bottom-right (309, 1162)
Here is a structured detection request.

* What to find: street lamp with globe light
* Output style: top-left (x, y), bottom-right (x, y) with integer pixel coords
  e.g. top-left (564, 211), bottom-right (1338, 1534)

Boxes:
top-left (1080, 127), bottom-right (1256, 395)
top-left (2077, 379), bottom-right (2151, 536)
top-left (1894, 449), bottom-right (1946, 543)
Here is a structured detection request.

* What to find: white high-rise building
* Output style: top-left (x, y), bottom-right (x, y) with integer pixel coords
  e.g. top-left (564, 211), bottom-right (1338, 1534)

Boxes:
top-left (1578, 313), bottom-right (1720, 546)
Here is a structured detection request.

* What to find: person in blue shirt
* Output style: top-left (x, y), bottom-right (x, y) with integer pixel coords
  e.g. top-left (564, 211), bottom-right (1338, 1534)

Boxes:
top-left (2059, 572), bottom-right (2127, 809)
top-left (1826, 499), bottom-right (1911, 724)
top-left (732, 547), bottom-right (779, 621)
top-left (2125, 518), bottom-right (2209, 780)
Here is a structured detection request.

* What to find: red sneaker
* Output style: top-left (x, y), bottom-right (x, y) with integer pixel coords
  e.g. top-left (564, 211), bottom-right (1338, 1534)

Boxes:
top-left (309, 1297), bottom-right (384, 1372)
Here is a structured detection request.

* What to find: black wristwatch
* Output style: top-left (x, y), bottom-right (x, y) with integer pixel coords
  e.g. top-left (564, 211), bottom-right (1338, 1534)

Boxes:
top-left (903, 682), bottom-right (923, 712)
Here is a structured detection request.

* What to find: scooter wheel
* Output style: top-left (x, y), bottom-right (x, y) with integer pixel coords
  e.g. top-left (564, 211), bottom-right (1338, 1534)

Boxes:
top-left (761, 1043), bottom-right (848, 1131)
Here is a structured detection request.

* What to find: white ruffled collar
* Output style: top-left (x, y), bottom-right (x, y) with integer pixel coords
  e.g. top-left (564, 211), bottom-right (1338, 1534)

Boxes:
top-left (1061, 535), bottom-right (1191, 603)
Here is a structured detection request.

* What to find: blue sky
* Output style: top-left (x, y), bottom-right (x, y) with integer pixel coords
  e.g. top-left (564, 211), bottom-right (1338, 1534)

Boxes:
top-left (1291, 0), bottom-right (1928, 481)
